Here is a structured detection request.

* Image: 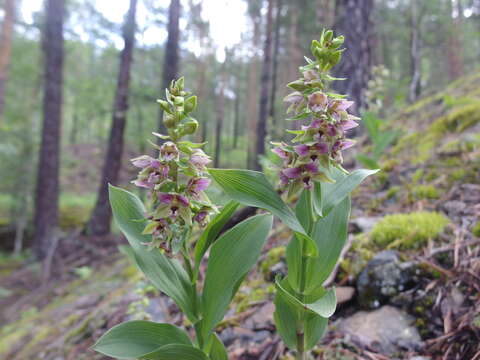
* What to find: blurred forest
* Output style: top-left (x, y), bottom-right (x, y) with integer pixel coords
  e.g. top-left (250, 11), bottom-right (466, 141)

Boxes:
top-left (1, 0), bottom-right (480, 359)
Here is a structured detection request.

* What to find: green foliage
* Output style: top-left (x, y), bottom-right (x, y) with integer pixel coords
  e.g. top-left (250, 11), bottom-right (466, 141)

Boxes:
top-left (371, 211), bottom-right (450, 249)
top-left (472, 221), bottom-right (480, 238)
top-left (412, 185), bottom-right (440, 200)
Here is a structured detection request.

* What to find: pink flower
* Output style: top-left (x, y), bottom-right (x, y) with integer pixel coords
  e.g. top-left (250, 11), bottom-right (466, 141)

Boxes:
top-left (308, 92), bottom-right (328, 112)
top-left (282, 167), bottom-right (302, 179)
top-left (158, 193), bottom-right (174, 204)
top-left (304, 162), bottom-right (318, 174)
top-left (340, 139), bottom-right (355, 149)
top-left (190, 149), bottom-right (211, 169)
top-left (329, 99), bottom-right (354, 112)
top-left (193, 210), bottom-right (208, 225)
top-left (272, 146), bottom-right (290, 159)
top-left (294, 144), bottom-right (310, 157)
top-left (160, 142), bottom-right (179, 162)
top-left (284, 91), bottom-right (304, 105)
top-left (131, 155), bottom-right (157, 169)
top-left (326, 124), bottom-right (337, 137)
top-left (302, 176), bottom-right (313, 190)
top-left (187, 177), bottom-right (211, 196)
top-left (279, 172), bottom-right (289, 186)
top-left (314, 142), bottom-right (329, 154)
top-left (132, 179), bottom-right (153, 189)
top-left (341, 119), bottom-right (359, 131)
top-left (177, 194), bottom-right (190, 207)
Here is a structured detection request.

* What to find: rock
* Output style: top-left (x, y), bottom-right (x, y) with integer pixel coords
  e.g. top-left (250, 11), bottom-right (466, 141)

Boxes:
top-left (443, 200), bottom-right (466, 217)
top-left (336, 286), bottom-right (355, 304)
top-left (357, 250), bottom-right (416, 309)
top-left (351, 216), bottom-right (381, 233)
top-left (339, 305), bottom-right (423, 355)
top-left (409, 357), bottom-right (431, 360)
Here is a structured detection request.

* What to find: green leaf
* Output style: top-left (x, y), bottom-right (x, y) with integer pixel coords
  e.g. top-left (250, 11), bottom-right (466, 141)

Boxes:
top-left (201, 214), bottom-right (273, 337)
top-left (356, 154), bottom-right (379, 169)
top-left (303, 197), bottom-right (351, 292)
top-left (143, 344), bottom-right (208, 360)
top-left (321, 168), bottom-right (378, 217)
top-left (208, 169), bottom-right (317, 256)
top-left (193, 200), bottom-right (240, 278)
top-left (92, 321), bottom-right (191, 359)
top-left (209, 333), bottom-right (228, 360)
top-left (109, 185), bottom-right (197, 322)
top-left (312, 182), bottom-right (322, 217)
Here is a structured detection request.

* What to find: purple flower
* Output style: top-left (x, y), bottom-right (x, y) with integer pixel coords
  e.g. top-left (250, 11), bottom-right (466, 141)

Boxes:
top-left (294, 144), bottom-right (310, 157)
top-left (284, 91), bottom-right (304, 105)
top-left (159, 193), bottom-right (174, 204)
top-left (132, 179), bottom-right (153, 189)
top-left (131, 155), bottom-right (157, 169)
top-left (160, 142), bottom-right (179, 162)
top-left (272, 146), bottom-right (290, 159)
top-left (303, 70), bottom-right (318, 81)
top-left (308, 92), bottom-right (328, 112)
top-left (282, 167), bottom-right (302, 179)
top-left (341, 119), bottom-right (359, 131)
top-left (329, 99), bottom-right (354, 112)
top-left (190, 149), bottom-right (211, 169)
top-left (177, 194), bottom-right (190, 207)
top-left (340, 139), bottom-right (355, 149)
top-left (187, 177), bottom-right (211, 197)
top-left (279, 172), bottom-right (289, 186)
top-left (314, 142), bottom-right (329, 154)
top-left (193, 210), bottom-right (208, 225)
top-left (304, 162), bottom-right (318, 174)
top-left (326, 124), bottom-right (337, 137)
top-left (302, 176), bottom-right (313, 190)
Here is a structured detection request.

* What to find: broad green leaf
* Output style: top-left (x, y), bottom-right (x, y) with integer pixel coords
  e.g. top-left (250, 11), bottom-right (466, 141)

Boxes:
top-left (201, 214), bottom-right (273, 337)
top-left (304, 197), bottom-right (351, 292)
top-left (193, 200), bottom-right (240, 278)
top-left (92, 321), bottom-right (191, 359)
top-left (208, 169), bottom-right (317, 256)
top-left (143, 344), bottom-right (208, 360)
top-left (209, 333), bottom-right (228, 360)
top-left (312, 182), bottom-right (323, 217)
top-left (321, 168), bottom-right (378, 216)
top-left (356, 154), bottom-right (379, 170)
top-left (273, 278), bottom-right (329, 351)
top-left (109, 185), bottom-right (197, 322)
top-left (373, 130), bottom-right (399, 157)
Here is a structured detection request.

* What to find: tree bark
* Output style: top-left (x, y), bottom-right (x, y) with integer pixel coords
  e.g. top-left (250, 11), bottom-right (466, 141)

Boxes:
top-left (333, 0), bottom-right (374, 113)
top-left (408, 0), bottom-right (422, 103)
top-left (157, 0), bottom-right (180, 143)
top-left (0, 0), bottom-right (15, 121)
top-left (34, 0), bottom-right (65, 260)
top-left (269, 0), bottom-right (282, 137)
top-left (254, 0), bottom-right (274, 171)
top-left (446, 0), bottom-right (464, 80)
top-left (87, 0), bottom-right (137, 236)
top-left (214, 70), bottom-right (226, 168)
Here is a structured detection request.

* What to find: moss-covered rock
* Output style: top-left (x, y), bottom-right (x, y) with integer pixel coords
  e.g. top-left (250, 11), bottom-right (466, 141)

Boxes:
top-left (411, 185), bottom-right (440, 200)
top-left (370, 211), bottom-right (450, 249)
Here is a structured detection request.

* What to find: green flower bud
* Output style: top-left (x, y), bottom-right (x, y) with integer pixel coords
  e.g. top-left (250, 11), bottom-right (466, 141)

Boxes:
top-left (163, 112), bottom-right (176, 128)
top-left (173, 96), bottom-right (184, 106)
top-left (182, 119), bottom-right (199, 135)
top-left (287, 79), bottom-right (308, 91)
top-left (331, 35), bottom-right (345, 48)
top-left (157, 99), bottom-right (171, 113)
top-left (324, 30), bottom-right (334, 43)
top-left (184, 95), bottom-right (197, 113)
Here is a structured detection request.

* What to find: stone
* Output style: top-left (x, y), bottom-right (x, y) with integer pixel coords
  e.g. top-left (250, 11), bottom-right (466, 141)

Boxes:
top-left (357, 250), bottom-right (416, 309)
top-left (442, 200), bottom-right (466, 217)
top-left (351, 216), bottom-right (381, 233)
top-left (336, 286), bottom-right (355, 304)
top-left (339, 305), bottom-right (423, 355)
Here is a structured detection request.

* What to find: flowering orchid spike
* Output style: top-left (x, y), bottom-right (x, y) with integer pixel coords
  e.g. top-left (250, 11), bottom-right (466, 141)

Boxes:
top-left (273, 30), bottom-right (359, 193)
top-left (130, 79), bottom-right (216, 253)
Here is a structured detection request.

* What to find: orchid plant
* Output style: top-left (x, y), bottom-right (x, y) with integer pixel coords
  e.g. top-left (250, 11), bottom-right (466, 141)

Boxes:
top-left (209, 30), bottom-right (378, 359)
top-left (93, 78), bottom-right (272, 360)
top-left (94, 30), bottom-right (377, 360)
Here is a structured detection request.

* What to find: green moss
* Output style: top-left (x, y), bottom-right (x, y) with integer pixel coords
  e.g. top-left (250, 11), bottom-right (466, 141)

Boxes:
top-left (386, 186), bottom-right (400, 199)
top-left (260, 246), bottom-right (285, 278)
top-left (382, 159), bottom-right (399, 172)
top-left (371, 211), bottom-right (450, 249)
top-left (472, 221), bottom-right (480, 237)
top-left (412, 185), bottom-right (440, 200)
top-left (449, 168), bottom-right (467, 182)
top-left (411, 169), bottom-right (424, 183)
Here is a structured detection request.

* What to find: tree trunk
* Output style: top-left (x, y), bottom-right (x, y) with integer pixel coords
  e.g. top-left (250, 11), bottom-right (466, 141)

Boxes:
top-left (87, 0), bottom-right (137, 236)
top-left (157, 0), bottom-right (180, 143)
top-left (269, 0), bottom-right (282, 137)
top-left (408, 0), bottom-right (422, 103)
top-left (333, 0), bottom-right (374, 113)
top-left (233, 85), bottom-right (240, 149)
top-left (214, 71), bottom-right (226, 168)
top-left (0, 0), bottom-right (15, 121)
top-left (34, 0), bottom-right (65, 260)
top-left (446, 0), bottom-right (464, 80)
top-left (254, 0), bottom-right (274, 171)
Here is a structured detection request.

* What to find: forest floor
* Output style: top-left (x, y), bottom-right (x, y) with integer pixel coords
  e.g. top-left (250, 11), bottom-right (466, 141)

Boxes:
top-left (1, 72), bottom-right (480, 360)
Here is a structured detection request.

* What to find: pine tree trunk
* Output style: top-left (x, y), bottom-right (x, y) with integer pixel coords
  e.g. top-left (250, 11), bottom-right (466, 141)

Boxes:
top-left (254, 0), bottom-right (274, 171)
top-left (157, 0), bottom-right (180, 143)
top-left (446, 0), bottom-right (464, 80)
top-left (269, 0), bottom-right (282, 136)
top-left (34, 0), bottom-right (65, 260)
top-left (333, 0), bottom-right (374, 113)
top-left (87, 0), bottom-right (137, 236)
top-left (408, 0), bottom-right (422, 103)
top-left (214, 71), bottom-right (226, 168)
top-left (233, 85), bottom-right (240, 149)
top-left (0, 0), bottom-right (15, 121)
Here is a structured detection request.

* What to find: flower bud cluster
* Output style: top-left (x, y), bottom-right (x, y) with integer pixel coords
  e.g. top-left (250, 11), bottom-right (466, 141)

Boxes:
top-left (131, 78), bottom-right (216, 252)
top-left (272, 30), bottom-right (360, 193)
